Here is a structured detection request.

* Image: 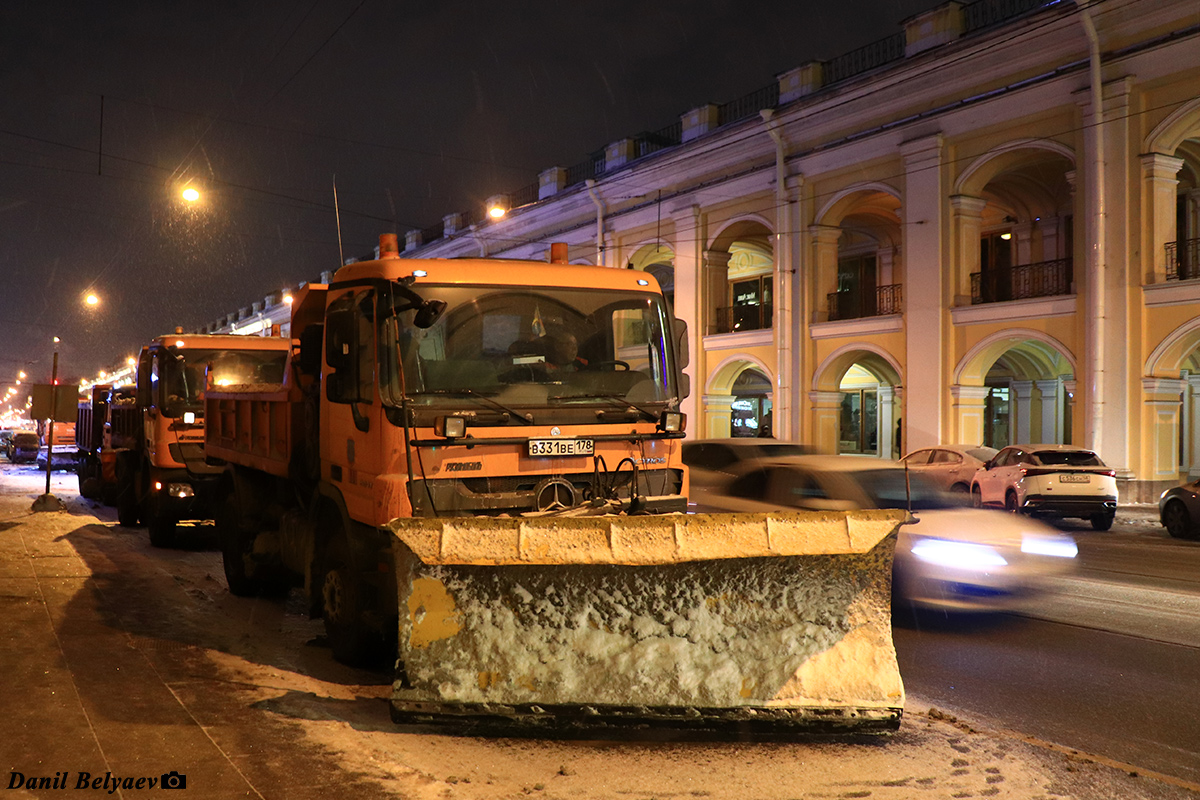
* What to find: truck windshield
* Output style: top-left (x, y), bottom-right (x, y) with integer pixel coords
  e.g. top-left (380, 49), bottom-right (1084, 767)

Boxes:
top-left (383, 284), bottom-right (678, 411)
top-left (159, 347), bottom-right (289, 416)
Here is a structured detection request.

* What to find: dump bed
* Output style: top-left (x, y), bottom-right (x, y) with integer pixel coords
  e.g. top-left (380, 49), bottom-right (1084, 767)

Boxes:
top-left (205, 381), bottom-right (297, 478)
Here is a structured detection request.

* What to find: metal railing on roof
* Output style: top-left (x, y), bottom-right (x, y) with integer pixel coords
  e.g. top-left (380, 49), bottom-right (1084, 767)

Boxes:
top-left (964, 0), bottom-right (1053, 33)
top-left (635, 122), bottom-right (682, 158)
top-left (718, 83), bottom-right (780, 126)
top-left (823, 32), bottom-right (906, 84)
top-left (565, 151), bottom-right (605, 187)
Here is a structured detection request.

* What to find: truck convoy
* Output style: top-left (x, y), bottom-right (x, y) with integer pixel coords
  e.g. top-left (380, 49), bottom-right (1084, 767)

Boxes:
top-left (203, 234), bottom-right (907, 734)
top-left (82, 333), bottom-right (294, 547)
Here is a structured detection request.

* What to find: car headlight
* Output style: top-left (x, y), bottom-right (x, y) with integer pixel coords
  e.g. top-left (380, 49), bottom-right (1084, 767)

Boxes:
top-left (909, 538), bottom-right (1008, 569)
top-left (1020, 534), bottom-right (1078, 559)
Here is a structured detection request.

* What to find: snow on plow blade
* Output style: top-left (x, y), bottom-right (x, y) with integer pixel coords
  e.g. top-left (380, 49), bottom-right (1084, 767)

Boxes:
top-left (387, 511), bottom-right (906, 735)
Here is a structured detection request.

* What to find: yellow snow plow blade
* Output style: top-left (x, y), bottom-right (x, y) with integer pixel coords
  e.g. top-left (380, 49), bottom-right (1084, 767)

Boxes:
top-left (388, 511), bottom-right (906, 735)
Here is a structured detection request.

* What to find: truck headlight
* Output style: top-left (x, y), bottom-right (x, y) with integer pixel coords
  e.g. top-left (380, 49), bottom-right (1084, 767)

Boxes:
top-left (435, 416), bottom-right (466, 438)
top-left (659, 411), bottom-right (685, 433)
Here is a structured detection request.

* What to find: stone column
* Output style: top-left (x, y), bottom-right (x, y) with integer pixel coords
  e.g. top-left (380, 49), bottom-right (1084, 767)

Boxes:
top-left (1011, 381), bottom-right (1034, 444)
top-left (1037, 217), bottom-right (1061, 262)
top-left (809, 390), bottom-right (844, 454)
top-left (671, 205), bottom-right (704, 428)
top-left (809, 225), bottom-right (842, 321)
top-left (702, 394), bottom-right (736, 439)
top-left (902, 134), bottom-right (946, 452)
top-left (1035, 379), bottom-right (1062, 444)
top-left (703, 249), bottom-right (731, 334)
top-left (878, 385), bottom-right (897, 459)
top-left (1012, 221), bottom-right (1034, 267)
top-left (1140, 153), bottom-right (1184, 282)
top-left (950, 195), bottom-right (986, 306)
top-left (774, 173), bottom-right (804, 442)
top-left (1188, 375), bottom-right (1200, 479)
top-left (1142, 377), bottom-right (1185, 482)
top-left (1062, 380), bottom-right (1077, 444)
top-left (950, 385), bottom-right (991, 446)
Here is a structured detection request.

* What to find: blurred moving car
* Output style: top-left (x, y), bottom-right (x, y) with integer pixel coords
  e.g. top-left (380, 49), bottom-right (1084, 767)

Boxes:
top-left (970, 444), bottom-right (1118, 530)
top-left (900, 445), bottom-right (997, 494)
top-left (681, 438), bottom-right (813, 496)
top-left (1159, 479), bottom-right (1200, 540)
top-left (9, 430), bottom-right (40, 464)
top-left (686, 453), bottom-right (1078, 613)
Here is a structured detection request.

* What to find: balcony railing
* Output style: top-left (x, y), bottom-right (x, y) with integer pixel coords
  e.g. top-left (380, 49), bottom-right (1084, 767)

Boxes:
top-left (714, 303), bottom-right (773, 334)
top-left (970, 257), bottom-right (1072, 304)
top-left (827, 284), bottom-right (903, 321)
top-left (1166, 237), bottom-right (1200, 281)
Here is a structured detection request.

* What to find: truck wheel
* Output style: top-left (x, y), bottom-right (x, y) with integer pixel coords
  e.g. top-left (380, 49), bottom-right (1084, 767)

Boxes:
top-left (115, 459), bottom-right (140, 527)
top-left (217, 498), bottom-right (262, 597)
top-left (321, 531), bottom-right (380, 667)
top-left (145, 495), bottom-right (177, 548)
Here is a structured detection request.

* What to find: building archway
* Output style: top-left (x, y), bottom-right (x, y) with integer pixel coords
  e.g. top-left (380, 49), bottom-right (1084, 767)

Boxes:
top-left (953, 330), bottom-right (1076, 448)
top-left (812, 184), bottom-right (903, 322)
top-left (1146, 317), bottom-right (1200, 479)
top-left (952, 139), bottom-right (1076, 306)
top-left (811, 344), bottom-right (903, 456)
top-left (704, 356), bottom-right (774, 438)
top-left (628, 243), bottom-right (676, 310)
top-left (1142, 103), bottom-right (1200, 282)
top-left (706, 218), bottom-right (774, 335)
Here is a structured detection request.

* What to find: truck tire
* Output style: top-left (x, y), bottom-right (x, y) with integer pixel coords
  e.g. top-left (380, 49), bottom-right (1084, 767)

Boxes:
top-left (320, 529), bottom-right (381, 667)
top-left (217, 495), bottom-right (262, 597)
top-left (115, 458), bottom-right (140, 528)
top-left (144, 494), bottom-right (177, 548)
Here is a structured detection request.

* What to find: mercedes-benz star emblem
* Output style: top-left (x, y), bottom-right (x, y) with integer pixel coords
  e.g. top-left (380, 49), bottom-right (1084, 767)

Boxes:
top-left (533, 477), bottom-right (576, 512)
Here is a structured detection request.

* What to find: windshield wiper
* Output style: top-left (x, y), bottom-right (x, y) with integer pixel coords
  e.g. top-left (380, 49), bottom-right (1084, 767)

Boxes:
top-left (548, 393), bottom-right (660, 423)
top-left (415, 389), bottom-right (534, 424)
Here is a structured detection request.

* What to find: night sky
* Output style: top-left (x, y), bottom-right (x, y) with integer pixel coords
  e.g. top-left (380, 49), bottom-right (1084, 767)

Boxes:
top-left (0, 0), bottom-right (934, 387)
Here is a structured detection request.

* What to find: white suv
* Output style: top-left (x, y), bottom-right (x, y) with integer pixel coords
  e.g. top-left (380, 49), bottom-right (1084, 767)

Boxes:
top-left (971, 444), bottom-right (1118, 530)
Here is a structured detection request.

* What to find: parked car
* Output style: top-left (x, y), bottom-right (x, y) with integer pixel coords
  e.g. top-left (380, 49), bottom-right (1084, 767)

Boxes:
top-left (681, 438), bottom-right (814, 497)
top-left (971, 444), bottom-right (1118, 530)
top-left (0, 429), bottom-right (14, 459)
top-left (9, 430), bottom-right (40, 464)
top-left (690, 454), bottom-right (1078, 613)
top-left (900, 445), bottom-right (998, 494)
top-left (1159, 479), bottom-right (1200, 540)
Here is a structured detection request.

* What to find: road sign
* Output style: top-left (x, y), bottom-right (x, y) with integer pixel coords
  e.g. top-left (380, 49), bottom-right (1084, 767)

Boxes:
top-left (30, 384), bottom-right (77, 423)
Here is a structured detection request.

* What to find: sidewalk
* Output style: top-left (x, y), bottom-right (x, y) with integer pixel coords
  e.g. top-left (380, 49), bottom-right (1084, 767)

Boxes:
top-left (2, 467), bottom-right (1198, 799)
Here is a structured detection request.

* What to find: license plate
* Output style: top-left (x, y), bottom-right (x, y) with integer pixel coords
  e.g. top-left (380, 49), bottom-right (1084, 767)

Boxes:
top-left (528, 438), bottom-right (594, 457)
top-left (1059, 474), bottom-right (1090, 483)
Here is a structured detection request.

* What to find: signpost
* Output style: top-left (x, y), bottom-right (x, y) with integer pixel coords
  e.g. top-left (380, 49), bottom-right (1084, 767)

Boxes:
top-left (29, 353), bottom-right (70, 511)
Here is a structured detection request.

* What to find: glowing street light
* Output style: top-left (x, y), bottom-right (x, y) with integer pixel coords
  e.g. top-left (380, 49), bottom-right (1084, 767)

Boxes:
top-left (84, 292), bottom-right (100, 307)
top-left (18, 371), bottom-right (25, 380)
top-left (182, 187), bottom-right (201, 203)
top-left (486, 194), bottom-right (510, 220)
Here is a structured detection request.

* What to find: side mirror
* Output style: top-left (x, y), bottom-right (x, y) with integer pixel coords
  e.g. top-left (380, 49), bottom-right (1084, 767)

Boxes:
top-left (325, 309), bottom-right (355, 371)
top-left (672, 318), bottom-right (689, 370)
top-left (413, 299), bottom-right (447, 329)
top-left (136, 354), bottom-right (152, 408)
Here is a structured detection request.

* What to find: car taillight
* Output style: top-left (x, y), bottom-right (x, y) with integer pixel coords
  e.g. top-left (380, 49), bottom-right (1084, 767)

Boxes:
top-left (1020, 468), bottom-right (1059, 477)
top-left (1100, 469), bottom-right (1116, 477)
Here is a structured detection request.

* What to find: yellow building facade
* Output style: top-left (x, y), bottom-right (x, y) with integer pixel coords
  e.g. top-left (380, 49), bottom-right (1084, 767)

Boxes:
top-left (207, 0), bottom-right (1200, 502)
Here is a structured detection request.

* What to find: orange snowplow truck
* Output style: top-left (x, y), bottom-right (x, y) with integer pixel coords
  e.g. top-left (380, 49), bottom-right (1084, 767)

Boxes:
top-left (205, 235), bottom-right (907, 735)
top-left (115, 332), bottom-right (293, 546)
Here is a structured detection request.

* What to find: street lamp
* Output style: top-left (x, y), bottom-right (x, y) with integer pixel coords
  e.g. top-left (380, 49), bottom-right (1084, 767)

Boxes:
top-left (182, 187), bottom-right (200, 203)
